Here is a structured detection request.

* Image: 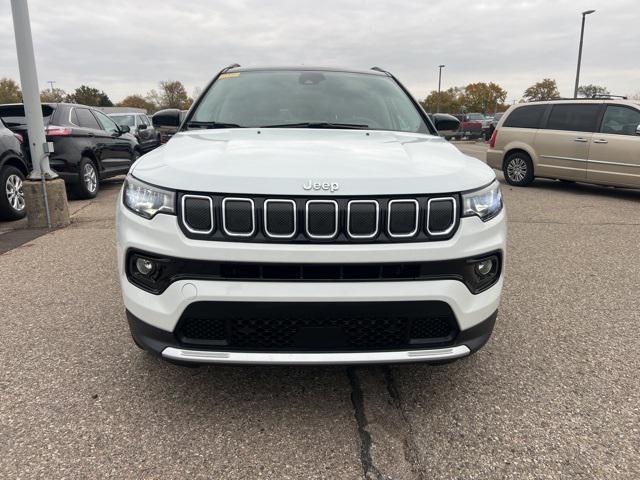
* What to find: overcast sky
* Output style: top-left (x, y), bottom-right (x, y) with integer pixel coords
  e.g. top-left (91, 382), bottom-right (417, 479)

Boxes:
top-left (1, 0), bottom-right (638, 103)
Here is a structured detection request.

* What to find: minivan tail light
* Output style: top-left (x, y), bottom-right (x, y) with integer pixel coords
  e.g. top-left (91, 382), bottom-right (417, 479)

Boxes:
top-left (45, 126), bottom-right (72, 136)
top-left (489, 128), bottom-right (498, 148)
top-left (13, 132), bottom-right (23, 143)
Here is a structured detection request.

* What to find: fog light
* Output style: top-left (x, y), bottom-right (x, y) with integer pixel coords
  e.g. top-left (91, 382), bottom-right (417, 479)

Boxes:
top-left (136, 258), bottom-right (155, 275)
top-left (475, 259), bottom-right (494, 276)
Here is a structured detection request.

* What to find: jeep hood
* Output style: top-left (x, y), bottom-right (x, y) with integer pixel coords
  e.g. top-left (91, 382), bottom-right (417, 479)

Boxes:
top-left (132, 129), bottom-right (495, 195)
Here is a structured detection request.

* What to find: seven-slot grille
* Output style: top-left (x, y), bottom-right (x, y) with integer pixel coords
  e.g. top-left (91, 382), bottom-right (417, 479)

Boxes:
top-left (178, 193), bottom-right (458, 243)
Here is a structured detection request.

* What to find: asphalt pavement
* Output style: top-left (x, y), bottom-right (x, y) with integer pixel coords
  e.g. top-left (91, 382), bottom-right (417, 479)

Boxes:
top-left (1, 146), bottom-right (639, 479)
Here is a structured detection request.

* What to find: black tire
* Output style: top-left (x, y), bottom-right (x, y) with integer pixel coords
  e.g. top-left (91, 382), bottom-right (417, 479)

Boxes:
top-left (0, 165), bottom-right (27, 221)
top-left (503, 151), bottom-right (534, 186)
top-left (72, 157), bottom-right (99, 199)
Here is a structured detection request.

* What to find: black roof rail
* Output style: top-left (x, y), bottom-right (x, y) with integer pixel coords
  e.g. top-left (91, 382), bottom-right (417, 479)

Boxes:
top-left (590, 94), bottom-right (628, 99)
top-left (371, 66), bottom-right (392, 76)
top-left (221, 63), bottom-right (241, 72)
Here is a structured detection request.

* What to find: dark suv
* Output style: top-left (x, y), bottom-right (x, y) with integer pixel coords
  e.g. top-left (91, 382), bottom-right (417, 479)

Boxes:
top-left (0, 119), bottom-right (28, 220)
top-left (0, 103), bottom-right (141, 198)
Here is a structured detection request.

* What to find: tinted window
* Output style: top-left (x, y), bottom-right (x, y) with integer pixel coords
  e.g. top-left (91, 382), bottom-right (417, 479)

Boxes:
top-left (94, 110), bottom-right (120, 134)
top-left (546, 104), bottom-right (600, 132)
top-left (0, 104), bottom-right (56, 126)
top-left (503, 105), bottom-right (546, 129)
top-left (191, 70), bottom-right (429, 133)
top-left (600, 105), bottom-right (640, 136)
top-left (75, 108), bottom-right (101, 129)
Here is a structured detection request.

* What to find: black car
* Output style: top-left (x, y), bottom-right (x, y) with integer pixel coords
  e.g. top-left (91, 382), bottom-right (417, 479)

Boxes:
top-left (0, 119), bottom-right (28, 220)
top-left (0, 103), bottom-right (141, 199)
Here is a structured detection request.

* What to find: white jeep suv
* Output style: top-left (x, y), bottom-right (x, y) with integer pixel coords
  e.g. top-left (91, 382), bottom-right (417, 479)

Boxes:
top-left (116, 66), bottom-right (506, 365)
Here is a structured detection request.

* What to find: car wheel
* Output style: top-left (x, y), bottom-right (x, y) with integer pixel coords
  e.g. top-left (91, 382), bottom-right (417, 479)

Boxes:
top-left (0, 166), bottom-right (27, 221)
top-left (503, 152), bottom-right (534, 186)
top-left (73, 157), bottom-right (99, 199)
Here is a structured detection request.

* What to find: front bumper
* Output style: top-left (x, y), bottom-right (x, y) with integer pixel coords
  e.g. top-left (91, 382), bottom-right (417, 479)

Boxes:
top-left (117, 199), bottom-right (506, 364)
top-left (128, 309), bottom-right (497, 365)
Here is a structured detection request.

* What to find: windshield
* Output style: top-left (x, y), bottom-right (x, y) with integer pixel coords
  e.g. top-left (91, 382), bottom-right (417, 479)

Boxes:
top-left (110, 115), bottom-right (135, 127)
top-left (189, 70), bottom-right (430, 133)
top-left (467, 113), bottom-right (485, 121)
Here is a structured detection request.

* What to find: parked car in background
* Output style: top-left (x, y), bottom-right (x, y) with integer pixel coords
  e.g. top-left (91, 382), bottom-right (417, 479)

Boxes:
top-left (0, 118), bottom-right (28, 220)
top-left (487, 99), bottom-right (640, 187)
top-left (488, 112), bottom-right (504, 138)
top-left (152, 109), bottom-right (187, 144)
top-left (428, 113), bottom-right (461, 140)
top-left (108, 112), bottom-right (160, 151)
top-left (455, 113), bottom-right (483, 139)
top-left (0, 103), bottom-right (141, 199)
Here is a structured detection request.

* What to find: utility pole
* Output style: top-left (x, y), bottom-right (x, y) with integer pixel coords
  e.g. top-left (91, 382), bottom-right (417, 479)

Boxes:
top-left (47, 80), bottom-right (55, 92)
top-left (11, 0), bottom-right (69, 228)
top-left (574, 9), bottom-right (596, 98)
top-left (437, 65), bottom-right (445, 113)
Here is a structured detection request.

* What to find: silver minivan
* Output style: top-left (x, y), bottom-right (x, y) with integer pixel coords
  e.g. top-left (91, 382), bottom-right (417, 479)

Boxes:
top-left (487, 99), bottom-right (640, 188)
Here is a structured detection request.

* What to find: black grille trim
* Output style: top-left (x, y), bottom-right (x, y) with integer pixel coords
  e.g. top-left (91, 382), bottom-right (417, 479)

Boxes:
top-left (305, 200), bottom-right (339, 239)
top-left (177, 192), bottom-right (461, 243)
top-left (387, 199), bottom-right (419, 238)
top-left (174, 301), bottom-right (459, 352)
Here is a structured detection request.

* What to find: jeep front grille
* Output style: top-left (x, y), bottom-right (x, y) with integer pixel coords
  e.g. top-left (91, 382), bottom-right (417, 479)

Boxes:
top-left (178, 193), bottom-right (459, 243)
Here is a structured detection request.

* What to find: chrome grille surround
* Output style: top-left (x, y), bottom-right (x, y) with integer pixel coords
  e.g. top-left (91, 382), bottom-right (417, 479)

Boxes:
top-left (263, 199), bottom-right (297, 239)
top-left (426, 197), bottom-right (457, 236)
top-left (222, 197), bottom-right (256, 237)
top-left (305, 200), bottom-right (339, 239)
top-left (346, 200), bottom-right (380, 239)
top-left (181, 194), bottom-right (214, 234)
top-left (387, 199), bottom-right (419, 238)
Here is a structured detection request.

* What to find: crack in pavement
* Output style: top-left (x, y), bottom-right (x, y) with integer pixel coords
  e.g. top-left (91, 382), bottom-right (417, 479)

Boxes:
top-left (347, 367), bottom-right (425, 480)
top-left (348, 367), bottom-right (384, 480)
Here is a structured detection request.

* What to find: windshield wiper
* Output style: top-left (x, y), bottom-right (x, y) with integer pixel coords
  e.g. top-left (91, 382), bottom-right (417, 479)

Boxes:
top-left (260, 122), bottom-right (369, 130)
top-left (186, 121), bottom-right (243, 129)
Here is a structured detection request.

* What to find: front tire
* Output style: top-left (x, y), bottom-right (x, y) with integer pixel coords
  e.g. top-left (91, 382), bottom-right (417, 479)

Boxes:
top-left (0, 166), bottom-right (27, 220)
top-left (503, 152), bottom-right (534, 186)
top-left (73, 157), bottom-right (99, 199)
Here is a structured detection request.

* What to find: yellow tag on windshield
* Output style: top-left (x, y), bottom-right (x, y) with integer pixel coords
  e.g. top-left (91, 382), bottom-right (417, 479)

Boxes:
top-left (219, 72), bottom-right (240, 79)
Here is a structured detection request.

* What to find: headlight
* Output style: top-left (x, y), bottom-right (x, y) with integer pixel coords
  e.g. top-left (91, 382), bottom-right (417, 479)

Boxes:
top-left (462, 180), bottom-right (503, 221)
top-left (123, 175), bottom-right (175, 219)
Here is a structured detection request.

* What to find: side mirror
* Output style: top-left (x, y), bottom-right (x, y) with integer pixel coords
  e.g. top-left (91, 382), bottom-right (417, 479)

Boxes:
top-left (152, 108), bottom-right (182, 128)
top-left (119, 125), bottom-right (130, 134)
top-left (137, 124), bottom-right (147, 130)
top-left (636, 124), bottom-right (640, 136)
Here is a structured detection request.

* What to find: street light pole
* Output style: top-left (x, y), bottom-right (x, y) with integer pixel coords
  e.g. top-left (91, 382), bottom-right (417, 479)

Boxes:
top-left (10, 0), bottom-right (58, 179)
top-left (574, 9), bottom-right (596, 98)
top-left (437, 64), bottom-right (445, 113)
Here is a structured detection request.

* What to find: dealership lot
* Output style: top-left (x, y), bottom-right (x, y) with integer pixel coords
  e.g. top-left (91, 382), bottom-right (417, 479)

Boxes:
top-left (1, 144), bottom-right (639, 479)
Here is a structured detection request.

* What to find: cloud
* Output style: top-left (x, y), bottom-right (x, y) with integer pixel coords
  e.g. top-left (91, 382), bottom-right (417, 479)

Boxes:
top-left (1, 0), bottom-right (638, 103)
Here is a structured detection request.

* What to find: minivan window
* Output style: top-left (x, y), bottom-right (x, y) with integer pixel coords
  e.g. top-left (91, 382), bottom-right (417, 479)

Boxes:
top-left (546, 104), bottom-right (600, 132)
top-left (75, 108), bottom-right (101, 130)
top-left (503, 105), bottom-right (546, 129)
top-left (110, 114), bottom-right (136, 127)
top-left (190, 70), bottom-right (430, 134)
top-left (600, 105), bottom-right (640, 136)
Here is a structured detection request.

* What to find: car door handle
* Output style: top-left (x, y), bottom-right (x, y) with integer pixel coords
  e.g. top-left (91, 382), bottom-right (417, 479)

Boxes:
top-left (593, 139), bottom-right (608, 144)
top-left (574, 137), bottom-right (588, 143)
top-left (87, 132), bottom-right (94, 137)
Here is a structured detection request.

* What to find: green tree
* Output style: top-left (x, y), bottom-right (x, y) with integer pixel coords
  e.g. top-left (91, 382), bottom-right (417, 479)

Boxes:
top-left (522, 78), bottom-right (561, 102)
top-left (421, 86), bottom-right (464, 114)
top-left (577, 84), bottom-right (609, 98)
top-left (147, 80), bottom-right (192, 110)
top-left (461, 82), bottom-right (508, 114)
top-left (66, 85), bottom-right (113, 106)
top-left (117, 94), bottom-right (156, 112)
top-left (0, 78), bottom-right (22, 103)
top-left (40, 87), bottom-right (67, 103)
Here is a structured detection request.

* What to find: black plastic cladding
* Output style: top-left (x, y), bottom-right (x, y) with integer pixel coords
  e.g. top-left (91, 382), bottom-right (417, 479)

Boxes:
top-left (177, 192), bottom-right (460, 244)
